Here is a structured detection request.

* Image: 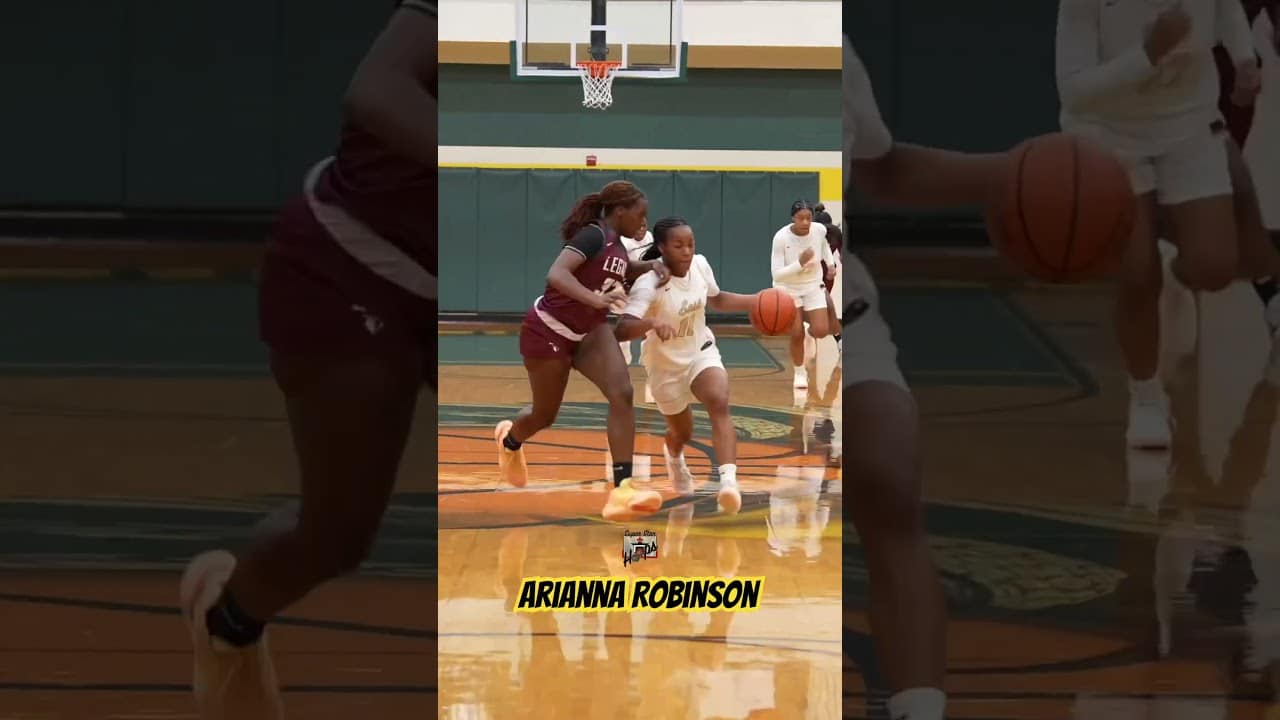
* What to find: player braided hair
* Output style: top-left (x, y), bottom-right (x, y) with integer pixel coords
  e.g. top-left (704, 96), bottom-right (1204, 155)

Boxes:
top-left (790, 199), bottom-right (814, 217)
top-left (640, 216), bottom-right (689, 262)
top-left (823, 222), bottom-right (843, 254)
top-left (560, 180), bottom-right (646, 242)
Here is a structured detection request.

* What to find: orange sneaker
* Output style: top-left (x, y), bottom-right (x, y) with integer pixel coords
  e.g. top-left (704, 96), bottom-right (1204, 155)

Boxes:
top-left (602, 479), bottom-right (663, 521)
top-left (494, 420), bottom-right (528, 487)
top-left (179, 551), bottom-right (284, 720)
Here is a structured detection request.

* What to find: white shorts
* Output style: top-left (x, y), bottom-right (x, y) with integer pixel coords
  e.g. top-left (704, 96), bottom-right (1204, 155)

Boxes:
top-left (779, 283), bottom-right (829, 313)
top-left (1104, 128), bottom-right (1232, 206)
top-left (842, 252), bottom-right (908, 392)
top-left (646, 345), bottom-right (726, 416)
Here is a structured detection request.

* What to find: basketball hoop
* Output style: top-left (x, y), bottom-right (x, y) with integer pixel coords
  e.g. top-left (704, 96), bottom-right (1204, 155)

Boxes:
top-left (576, 60), bottom-right (623, 110)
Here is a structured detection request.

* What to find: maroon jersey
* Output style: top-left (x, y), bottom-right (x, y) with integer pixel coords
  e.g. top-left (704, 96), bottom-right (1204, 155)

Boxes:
top-left (312, 128), bottom-right (434, 276)
top-left (537, 223), bottom-right (630, 336)
top-left (1242, 0), bottom-right (1278, 23)
top-left (310, 0), bottom-right (435, 276)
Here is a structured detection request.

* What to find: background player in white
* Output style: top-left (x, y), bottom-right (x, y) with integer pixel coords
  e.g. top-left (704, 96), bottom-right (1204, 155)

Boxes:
top-left (1056, 0), bottom-right (1277, 449)
top-left (844, 34), bottom-right (1012, 720)
top-left (616, 216), bottom-right (758, 514)
top-left (772, 201), bottom-right (839, 389)
top-left (618, 221), bottom-right (654, 366)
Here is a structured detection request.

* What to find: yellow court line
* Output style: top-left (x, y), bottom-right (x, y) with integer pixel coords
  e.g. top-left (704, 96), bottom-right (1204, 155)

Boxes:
top-left (441, 163), bottom-right (843, 204)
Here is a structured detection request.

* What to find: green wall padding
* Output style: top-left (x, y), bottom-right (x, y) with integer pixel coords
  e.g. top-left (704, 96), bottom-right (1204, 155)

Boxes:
top-left (440, 168), bottom-right (819, 313)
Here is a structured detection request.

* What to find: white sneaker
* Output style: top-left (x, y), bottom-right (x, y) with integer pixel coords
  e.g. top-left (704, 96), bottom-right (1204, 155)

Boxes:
top-left (1126, 389), bottom-right (1172, 449)
top-left (179, 551), bottom-right (284, 720)
top-left (663, 445), bottom-right (695, 494)
top-left (717, 483), bottom-right (741, 515)
top-left (793, 366), bottom-right (808, 389)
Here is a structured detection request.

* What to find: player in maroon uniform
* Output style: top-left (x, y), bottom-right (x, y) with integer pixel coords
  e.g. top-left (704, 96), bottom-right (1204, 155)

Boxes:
top-left (1214, 0), bottom-right (1280, 328)
top-left (1215, 0), bottom-right (1278, 147)
top-left (495, 180), bottom-right (671, 521)
top-left (177, 3), bottom-right (435, 717)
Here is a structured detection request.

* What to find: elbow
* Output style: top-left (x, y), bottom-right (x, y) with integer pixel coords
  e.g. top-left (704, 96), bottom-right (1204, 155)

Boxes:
top-left (342, 84), bottom-right (376, 129)
top-left (1056, 79), bottom-right (1089, 115)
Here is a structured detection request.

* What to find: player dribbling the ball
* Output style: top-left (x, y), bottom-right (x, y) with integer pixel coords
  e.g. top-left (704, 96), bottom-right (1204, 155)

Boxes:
top-left (844, 33), bottom-right (1014, 720)
top-left (616, 216), bottom-right (762, 514)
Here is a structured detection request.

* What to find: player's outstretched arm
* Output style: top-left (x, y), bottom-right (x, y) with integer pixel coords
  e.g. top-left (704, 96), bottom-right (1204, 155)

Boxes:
top-left (851, 143), bottom-right (1006, 210)
top-left (343, 3), bottom-right (436, 166)
top-left (1055, 0), bottom-right (1157, 114)
top-left (707, 292), bottom-right (756, 314)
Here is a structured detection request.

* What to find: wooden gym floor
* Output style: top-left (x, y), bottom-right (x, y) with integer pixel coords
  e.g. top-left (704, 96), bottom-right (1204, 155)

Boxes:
top-left (0, 267), bottom-right (436, 719)
top-left (6, 259), bottom-right (1280, 718)
top-left (436, 327), bottom-right (844, 720)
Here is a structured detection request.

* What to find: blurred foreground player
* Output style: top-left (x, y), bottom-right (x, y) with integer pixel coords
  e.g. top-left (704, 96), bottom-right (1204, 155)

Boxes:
top-left (844, 35), bottom-right (1010, 720)
top-left (178, 3), bottom-right (436, 717)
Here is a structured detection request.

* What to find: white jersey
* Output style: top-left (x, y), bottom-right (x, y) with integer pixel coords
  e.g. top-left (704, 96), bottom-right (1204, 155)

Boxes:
top-left (622, 230), bottom-right (654, 262)
top-left (1055, 0), bottom-right (1255, 154)
top-left (771, 222), bottom-right (833, 294)
top-left (843, 36), bottom-right (893, 170)
top-left (622, 255), bottom-right (720, 371)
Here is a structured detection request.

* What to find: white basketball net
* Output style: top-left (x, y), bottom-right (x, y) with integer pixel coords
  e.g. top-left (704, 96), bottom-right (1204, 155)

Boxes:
top-left (578, 61), bottom-right (622, 110)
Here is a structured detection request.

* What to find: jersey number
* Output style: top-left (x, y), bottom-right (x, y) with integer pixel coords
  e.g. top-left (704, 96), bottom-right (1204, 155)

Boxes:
top-left (596, 278), bottom-right (623, 297)
top-left (677, 316), bottom-right (695, 338)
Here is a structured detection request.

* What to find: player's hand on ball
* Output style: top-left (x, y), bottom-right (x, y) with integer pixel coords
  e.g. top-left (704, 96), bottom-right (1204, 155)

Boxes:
top-left (799, 247), bottom-right (816, 266)
top-left (650, 321), bottom-right (677, 340)
top-left (1233, 61), bottom-right (1262, 106)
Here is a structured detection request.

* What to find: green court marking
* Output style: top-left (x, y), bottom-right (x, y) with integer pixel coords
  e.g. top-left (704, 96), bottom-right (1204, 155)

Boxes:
top-left (440, 333), bottom-right (780, 370)
top-left (880, 286), bottom-right (1088, 388)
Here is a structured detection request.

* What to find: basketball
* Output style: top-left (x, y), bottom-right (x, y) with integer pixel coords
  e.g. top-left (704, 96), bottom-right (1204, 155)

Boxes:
top-left (750, 288), bottom-right (797, 335)
top-left (986, 132), bottom-right (1135, 284)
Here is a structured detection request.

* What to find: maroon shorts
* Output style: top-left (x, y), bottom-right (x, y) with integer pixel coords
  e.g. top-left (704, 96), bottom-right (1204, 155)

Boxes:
top-left (259, 196), bottom-right (435, 385)
top-left (518, 306), bottom-right (582, 361)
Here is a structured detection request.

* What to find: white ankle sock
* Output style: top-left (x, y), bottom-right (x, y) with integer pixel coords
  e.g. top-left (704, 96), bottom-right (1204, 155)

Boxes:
top-left (1129, 376), bottom-right (1163, 403)
top-left (719, 464), bottom-right (737, 487)
top-left (886, 687), bottom-right (946, 720)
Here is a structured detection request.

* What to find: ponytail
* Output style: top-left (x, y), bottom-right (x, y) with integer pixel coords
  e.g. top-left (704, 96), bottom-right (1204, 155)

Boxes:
top-left (560, 180), bottom-right (647, 243)
top-left (560, 193), bottom-right (604, 242)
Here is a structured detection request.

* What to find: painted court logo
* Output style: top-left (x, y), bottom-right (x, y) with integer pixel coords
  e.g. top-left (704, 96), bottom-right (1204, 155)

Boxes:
top-left (622, 529), bottom-right (658, 567)
top-left (514, 576), bottom-right (764, 612)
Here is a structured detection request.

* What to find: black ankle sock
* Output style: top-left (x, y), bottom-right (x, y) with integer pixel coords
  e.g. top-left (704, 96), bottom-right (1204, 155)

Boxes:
top-left (502, 432), bottom-right (523, 451)
top-left (612, 462), bottom-right (632, 487)
top-left (205, 591), bottom-right (266, 647)
top-left (1254, 277), bottom-right (1277, 307)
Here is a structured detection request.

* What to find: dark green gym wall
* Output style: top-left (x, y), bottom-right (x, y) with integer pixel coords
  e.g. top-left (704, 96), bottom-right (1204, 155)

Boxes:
top-left (438, 65), bottom-right (840, 151)
top-left (0, 2), bottom-right (1064, 213)
top-left (440, 168), bottom-right (818, 313)
top-left (0, 1), bottom-right (389, 211)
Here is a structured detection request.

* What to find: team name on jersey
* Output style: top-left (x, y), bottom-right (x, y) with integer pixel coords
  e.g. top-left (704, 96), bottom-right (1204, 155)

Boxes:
top-left (602, 255), bottom-right (628, 278)
top-left (676, 297), bottom-right (705, 316)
